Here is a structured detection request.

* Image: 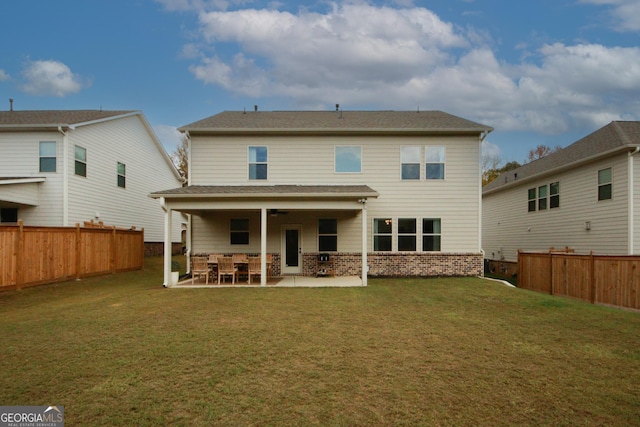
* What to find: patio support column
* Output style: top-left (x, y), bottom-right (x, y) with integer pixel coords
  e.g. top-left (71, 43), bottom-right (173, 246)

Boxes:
top-left (361, 199), bottom-right (368, 286)
top-left (261, 207), bottom-right (267, 286)
top-left (162, 198), bottom-right (173, 287)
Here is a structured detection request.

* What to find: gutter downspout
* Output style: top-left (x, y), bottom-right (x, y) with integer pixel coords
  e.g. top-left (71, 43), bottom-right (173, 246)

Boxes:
top-left (478, 130), bottom-right (492, 255)
top-left (628, 146), bottom-right (640, 254)
top-left (58, 126), bottom-right (69, 226)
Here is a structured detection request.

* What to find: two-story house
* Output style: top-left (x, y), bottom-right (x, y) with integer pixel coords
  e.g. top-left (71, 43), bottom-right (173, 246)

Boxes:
top-left (151, 110), bottom-right (493, 286)
top-left (0, 109), bottom-right (184, 254)
top-left (483, 121), bottom-right (640, 263)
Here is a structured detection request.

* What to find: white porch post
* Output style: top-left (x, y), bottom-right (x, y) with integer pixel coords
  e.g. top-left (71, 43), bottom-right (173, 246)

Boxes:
top-left (261, 207), bottom-right (267, 286)
top-left (163, 200), bottom-right (173, 287)
top-left (361, 199), bottom-right (368, 286)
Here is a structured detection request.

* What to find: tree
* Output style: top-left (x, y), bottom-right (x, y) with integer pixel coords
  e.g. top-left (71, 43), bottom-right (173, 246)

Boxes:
top-left (482, 157), bottom-right (521, 186)
top-left (527, 144), bottom-right (562, 163)
top-left (171, 135), bottom-right (188, 181)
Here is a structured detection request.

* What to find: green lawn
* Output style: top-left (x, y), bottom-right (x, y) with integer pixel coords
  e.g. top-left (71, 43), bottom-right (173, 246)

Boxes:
top-left (1, 257), bottom-right (639, 426)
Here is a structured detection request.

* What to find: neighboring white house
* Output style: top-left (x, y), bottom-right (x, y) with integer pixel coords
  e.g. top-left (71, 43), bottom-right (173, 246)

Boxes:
top-left (483, 121), bottom-right (640, 263)
top-left (0, 109), bottom-right (184, 254)
top-left (151, 110), bottom-right (493, 286)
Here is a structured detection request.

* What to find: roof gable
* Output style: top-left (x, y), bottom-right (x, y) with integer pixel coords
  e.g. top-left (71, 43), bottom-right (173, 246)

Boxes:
top-left (180, 110), bottom-right (493, 134)
top-left (483, 121), bottom-right (640, 194)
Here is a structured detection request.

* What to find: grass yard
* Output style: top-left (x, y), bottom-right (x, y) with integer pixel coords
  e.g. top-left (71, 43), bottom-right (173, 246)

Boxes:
top-left (1, 257), bottom-right (639, 426)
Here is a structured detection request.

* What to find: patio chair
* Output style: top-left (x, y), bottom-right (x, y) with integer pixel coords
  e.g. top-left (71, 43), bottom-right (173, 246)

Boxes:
top-left (233, 253), bottom-right (248, 281)
top-left (191, 256), bottom-right (210, 285)
top-left (208, 254), bottom-right (221, 283)
top-left (217, 256), bottom-right (238, 284)
top-left (247, 257), bottom-right (262, 284)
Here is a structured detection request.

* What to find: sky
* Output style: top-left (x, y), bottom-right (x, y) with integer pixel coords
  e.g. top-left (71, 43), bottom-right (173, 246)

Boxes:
top-left (1, 0), bottom-right (639, 165)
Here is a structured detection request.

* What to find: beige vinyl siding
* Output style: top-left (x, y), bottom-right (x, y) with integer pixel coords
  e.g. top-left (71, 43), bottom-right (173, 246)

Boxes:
top-left (65, 115), bottom-right (182, 242)
top-left (0, 182), bottom-right (40, 206)
top-left (191, 134), bottom-right (481, 253)
top-left (0, 132), bottom-right (64, 226)
top-left (483, 154), bottom-right (629, 262)
top-left (633, 154), bottom-right (640, 255)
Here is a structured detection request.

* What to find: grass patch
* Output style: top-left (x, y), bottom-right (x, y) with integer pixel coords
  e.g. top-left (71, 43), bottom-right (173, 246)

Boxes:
top-left (1, 258), bottom-right (639, 426)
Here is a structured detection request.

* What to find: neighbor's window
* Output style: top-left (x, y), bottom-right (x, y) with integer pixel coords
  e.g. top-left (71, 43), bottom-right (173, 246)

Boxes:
top-left (335, 146), bottom-right (361, 173)
top-left (425, 146), bottom-right (445, 180)
top-left (0, 208), bottom-right (18, 223)
top-left (318, 219), bottom-right (337, 252)
top-left (39, 141), bottom-right (56, 172)
top-left (528, 188), bottom-right (536, 212)
top-left (397, 218), bottom-right (417, 251)
top-left (248, 146), bottom-right (268, 180)
top-left (550, 181), bottom-right (560, 208)
top-left (538, 184), bottom-right (547, 210)
top-left (230, 219), bottom-right (249, 245)
top-left (598, 168), bottom-right (612, 201)
top-left (373, 218), bottom-right (392, 251)
top-left (117, 162), bottom-right (126, 188)
top-left (401, 146), bottom-right (421, 180)
top-left (75, 145), bottom-right (87, 177)
top-left (423, 218), bottom-right (441, 251)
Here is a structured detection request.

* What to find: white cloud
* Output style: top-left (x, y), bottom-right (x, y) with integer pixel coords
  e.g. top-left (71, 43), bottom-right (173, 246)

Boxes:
top-left (154, 124), bottom-right (183, 153)
top-left (0, 69), bottom-right (9, 81)
top-left (178, 2), bottom-right (640, 135)
top-left (580, 0), bottom-right (640, 31)
top-left (20, 60), bottom-right (89, 97)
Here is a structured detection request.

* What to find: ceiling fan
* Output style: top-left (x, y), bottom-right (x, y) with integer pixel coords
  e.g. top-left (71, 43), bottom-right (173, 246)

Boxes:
top-left (269, 209), bottom-right (289, 216)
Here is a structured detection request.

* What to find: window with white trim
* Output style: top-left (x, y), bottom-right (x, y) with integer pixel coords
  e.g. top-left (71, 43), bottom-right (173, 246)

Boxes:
top-left (422, 218), bottom-right (441, 251)
top-left (550, 182), bottom-right (560, 208)
top-left (75, 145), bottom-right (87, 177)
top-left (598, 168), bottom-right (612, 201)
top-left (117, 162), bottom-right (126, 188)
top-left (425, 146), bottom-right (445, 180)
top-left (538, 185), bottom-right (547, 210)
top-left (397, 218), bottom-right (416, 251)
top-left (318, 219), bottom-right (337, 251)
top-left (335, 146), bottom-right (361, 173)
top-left (248, 146), bottom-right (268, 180)
top-left (373, 218), bottom-right (392, 251)
top-left (39, 141), bottom-right (56, 172)
top-left (230, 219), bottom-right (249, 245)
top-left (401, 146), bottom-right (421, 180)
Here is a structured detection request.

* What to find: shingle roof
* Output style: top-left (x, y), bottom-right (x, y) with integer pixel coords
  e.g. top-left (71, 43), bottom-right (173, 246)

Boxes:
top-left (150, 184), bottom-right (379, 198)
top-left (483, 121), bottom-right (640, 194)
top-left (0, 110), bottom-right (136, 128)
top-left (180, 110), bottom-right (493, 133)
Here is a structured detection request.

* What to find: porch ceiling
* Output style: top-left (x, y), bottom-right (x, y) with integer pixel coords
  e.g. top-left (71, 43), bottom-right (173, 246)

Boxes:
top-left (0, 177), bottom-right (45, 206)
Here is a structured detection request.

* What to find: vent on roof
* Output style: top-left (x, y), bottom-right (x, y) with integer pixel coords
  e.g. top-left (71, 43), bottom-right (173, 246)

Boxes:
top-left (9, 98), bottom-right (13, 112)
top-left (254, 105), bottom-right (258, 112)
top-left (514, 173), bottom-right (518, 180)
top-left (335, 104), bottom-right (339, 111)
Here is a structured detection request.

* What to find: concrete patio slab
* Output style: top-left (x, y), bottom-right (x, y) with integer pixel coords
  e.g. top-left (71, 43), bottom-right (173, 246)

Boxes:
top-left (172, 275), bottom-right (363, 288)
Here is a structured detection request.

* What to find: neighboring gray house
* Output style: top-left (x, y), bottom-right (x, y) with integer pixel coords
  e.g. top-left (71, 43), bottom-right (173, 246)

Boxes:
top-left (0, 109), bottom-right (184, 254)
top-left (152, 110), bottom-right (492, 286)
top-left (483, 121), bottom-right (640, 263)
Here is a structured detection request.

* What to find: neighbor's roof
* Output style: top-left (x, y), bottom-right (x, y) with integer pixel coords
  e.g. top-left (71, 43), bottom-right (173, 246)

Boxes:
top-left (179, 110), bottom-right (493, 134)
top-left (0, 110), bottom-right (137, 130)
top-left (150, 184), bottom-right (379, 199)
top-left (483, 121), bottom-right (640, 194)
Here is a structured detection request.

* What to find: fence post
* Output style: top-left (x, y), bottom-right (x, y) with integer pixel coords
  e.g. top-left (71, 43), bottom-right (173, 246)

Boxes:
top-left (111, 226), bottom-right (117, 273)
top-left (141, 228), bottom-right (145, 266)
top-left (549, 249), bottom-right (554, 295)
top-left (15, 219), bottom-right (24, 289)
top-left (590, 251), bottom-right (596, 304)
top-left (517, 250), bottom-right (522, 287)
top-left (75, 223), bottom-right (81, 280)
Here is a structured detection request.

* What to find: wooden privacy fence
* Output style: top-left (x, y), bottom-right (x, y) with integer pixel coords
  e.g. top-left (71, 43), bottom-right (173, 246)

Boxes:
top-left (518, 249), bottom-right (640, 310)
top-left (0, 220), bottom-right (144, 291)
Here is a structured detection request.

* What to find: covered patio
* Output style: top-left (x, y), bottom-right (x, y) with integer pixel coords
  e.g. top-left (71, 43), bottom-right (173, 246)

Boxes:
top-left (173, 274), bottom-right (364, 288)
top-left (150, 185), bottom-right (379, 288)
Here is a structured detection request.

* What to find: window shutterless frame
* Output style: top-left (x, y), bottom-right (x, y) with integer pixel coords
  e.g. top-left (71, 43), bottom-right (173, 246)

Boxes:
top-left (248, 146), bottom-right (268, 180)
top-left (75, 145), bottom-right (87, 177)
top-left (335, 146), bottom-right (362, 173)
top-left (39, 141), bottom-right (57, 172)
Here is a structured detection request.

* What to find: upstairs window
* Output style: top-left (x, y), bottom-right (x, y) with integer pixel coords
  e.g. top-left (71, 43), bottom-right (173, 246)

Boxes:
top-left (401, 146), bottom-right (421, 180)
top-left (373, 218), bottom-right (392, 251)
top-left (538, 185), bottom-right (547, 210)
top-left (528, 188), bottom-right (536, 212)
top-left (75, 145), bottom-right (87, 177)
top-left (425, 146), bottom-right (445, 180)
top-left (423, 218), bottom-right (441, 251)
top-left (230, 219), bottom-right (249, 245)
top-left (117, 162), bottom-right (126, 188)
top-left (398, 218), bottom-right (417, 251)
top-left (248, 146), bottom-right (268, 180)
top-left (335, 146), bottom-right (361, 173)
top-left (39, 141), bottom-right (56, 172)
top-left (318, 219), bottom-right (337, 252)
top-left (550, 182), bottom-right (560, 208)
top-left (598, 168), bottom-right (612, 201)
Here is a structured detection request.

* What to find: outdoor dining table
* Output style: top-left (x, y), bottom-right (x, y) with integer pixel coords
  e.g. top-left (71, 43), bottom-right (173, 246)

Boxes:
top-left (206, 254), bottom-right (271, 283)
